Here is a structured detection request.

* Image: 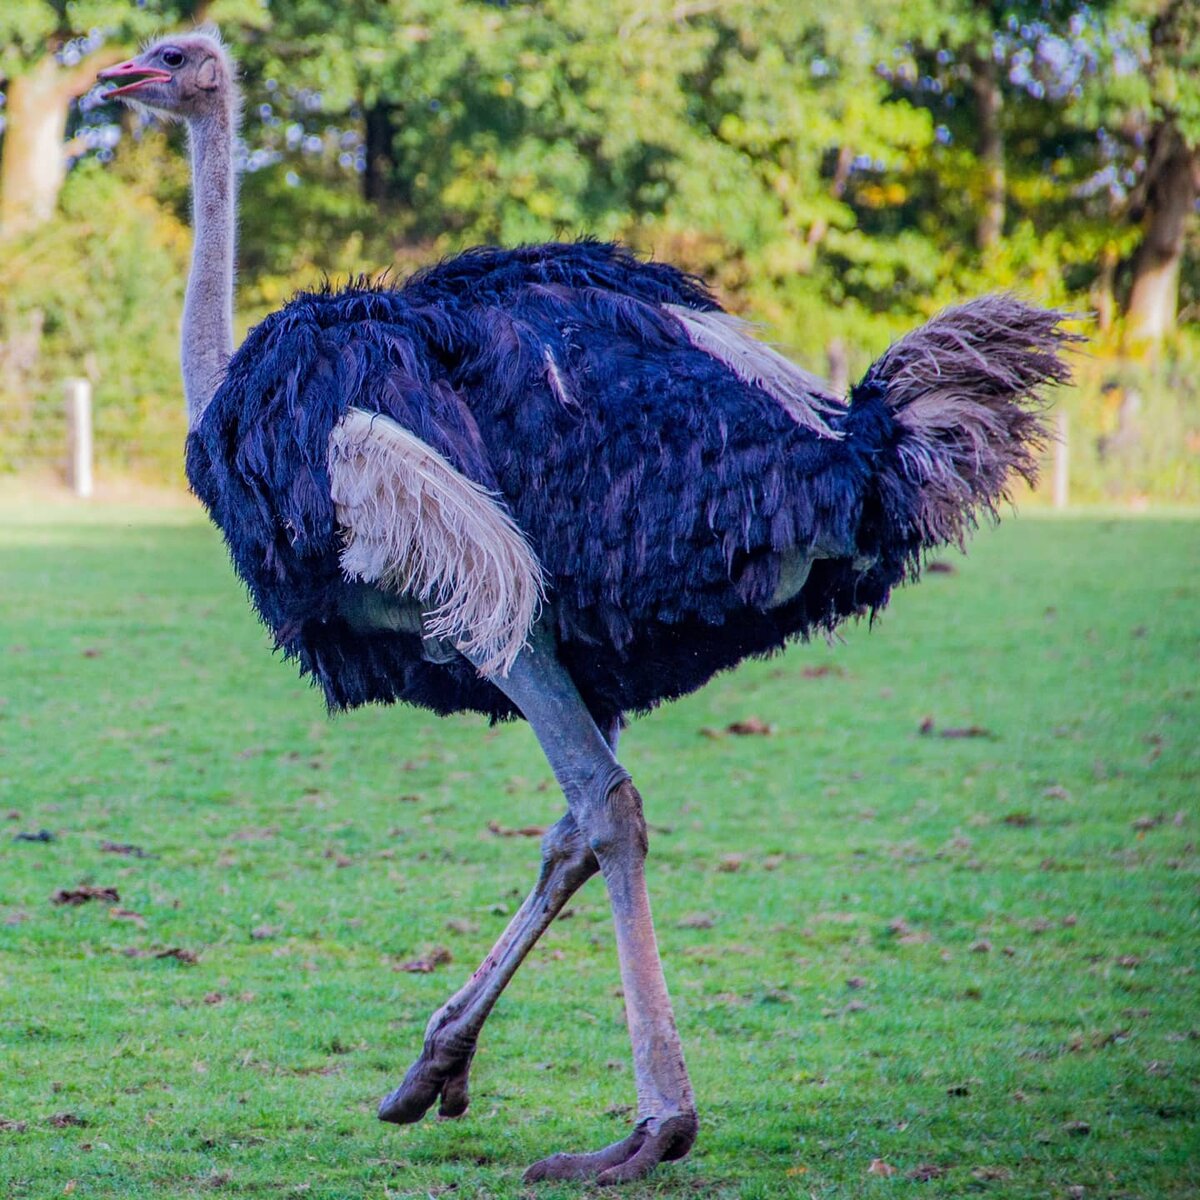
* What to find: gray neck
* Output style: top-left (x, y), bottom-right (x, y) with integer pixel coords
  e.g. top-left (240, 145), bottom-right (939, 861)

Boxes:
top-left (183, 104), bottom-right (237, 429)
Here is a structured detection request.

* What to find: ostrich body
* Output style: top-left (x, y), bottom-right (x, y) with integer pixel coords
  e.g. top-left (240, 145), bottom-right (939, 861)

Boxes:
top-left (100, 33), bottom-right (1073, 1185)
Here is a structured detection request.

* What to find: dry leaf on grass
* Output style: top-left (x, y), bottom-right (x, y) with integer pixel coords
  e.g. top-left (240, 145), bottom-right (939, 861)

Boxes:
top-left (868, 1158), bottom-right (897, 1177)
top-left (100, 841), bottom-right (151, 858)
top-left (155, 947), bottom-right (199, 964)
top-left (109, 907), bottom-right (146, 928)
top-left (726, 717), bottom-right (774, 736)
top-left (971, 1166), bottom-right (1011, 1182)
top-left (906, 1163), bottom-right (947, 1181)
top-left (397, 946), bottom-right (453, 974)
top-left (486, 820), bottom-right (547, 838)
top-left (229, 826), bottom-right (279, 842)
top-left (919, 719), bottom-right (994, 738)
top-left (801, 664), bottom-right (843, 678)
top-left (52, 886), bottom-right (119, 906)
top-left (49, 1112), bottom-right (87, 1128)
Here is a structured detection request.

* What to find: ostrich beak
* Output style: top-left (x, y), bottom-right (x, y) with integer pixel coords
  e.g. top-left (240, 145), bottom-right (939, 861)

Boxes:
top-left (97, 60), bottom-right (172, 98)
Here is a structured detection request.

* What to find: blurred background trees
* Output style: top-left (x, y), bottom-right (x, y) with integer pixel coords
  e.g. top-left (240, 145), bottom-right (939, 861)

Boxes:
top-left (0, 0), bottom-right (1196, 498)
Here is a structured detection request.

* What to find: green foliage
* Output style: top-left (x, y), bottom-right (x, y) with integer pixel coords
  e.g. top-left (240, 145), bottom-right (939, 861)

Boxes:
top-left (0, 508), bottom-right (1197, 1197)
top-left (237, 167), bottom-right (384, 310)
top-left (1051, 342), bottom-right (1200, 504)
top-left (0, 1), bottom-right (1196, 486)
top-left (0, 161), bottom-right (189, 478)
top-left (0, 0), bottom-right (232, 80)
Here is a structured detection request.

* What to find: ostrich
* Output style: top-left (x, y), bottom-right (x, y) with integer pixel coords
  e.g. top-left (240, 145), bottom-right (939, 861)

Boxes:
top-left (99, 31), bottom-right (1073, 1185)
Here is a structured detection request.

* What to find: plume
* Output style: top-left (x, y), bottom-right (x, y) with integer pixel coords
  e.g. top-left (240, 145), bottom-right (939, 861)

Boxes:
top-left (861, 295), bottom-right (1080, 547)
top-left (328, 408), bottom-right (545, 677)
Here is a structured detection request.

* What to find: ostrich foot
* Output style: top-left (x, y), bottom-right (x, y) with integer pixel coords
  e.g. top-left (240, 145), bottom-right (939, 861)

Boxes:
top-left (524, 1112), bottom-right (699, 1185)
top-left (377, 1026), bottom-right (476, 1122)
top-left (379, 810), bottom-right (598, 1126)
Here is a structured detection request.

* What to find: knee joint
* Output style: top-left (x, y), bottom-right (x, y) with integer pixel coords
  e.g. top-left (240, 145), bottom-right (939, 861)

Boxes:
top-left (585, 780), bottom-right (648, 859)
top-left (540, 813), bottom-right (595, 875)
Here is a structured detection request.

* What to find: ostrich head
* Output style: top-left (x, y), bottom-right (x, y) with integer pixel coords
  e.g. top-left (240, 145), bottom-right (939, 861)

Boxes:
top-left (98, 31), bottom-right (235, 120)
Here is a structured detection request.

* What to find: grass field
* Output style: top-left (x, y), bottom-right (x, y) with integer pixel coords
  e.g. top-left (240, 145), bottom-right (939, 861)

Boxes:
top-left (1, 502), bottom-right (1197, 1199)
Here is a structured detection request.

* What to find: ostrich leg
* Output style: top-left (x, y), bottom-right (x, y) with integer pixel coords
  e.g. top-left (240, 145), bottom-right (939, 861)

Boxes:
top-left (475, 631), bottom-right (699, 1184)
top-left (378, 718), bottom-right (620, 1124)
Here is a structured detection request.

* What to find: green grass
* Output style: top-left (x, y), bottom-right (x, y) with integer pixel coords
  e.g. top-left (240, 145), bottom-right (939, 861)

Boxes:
top-left (1, 503), bottom-right (1197, 1199)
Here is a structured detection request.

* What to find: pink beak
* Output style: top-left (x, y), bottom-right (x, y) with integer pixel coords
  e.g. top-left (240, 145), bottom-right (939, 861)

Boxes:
top-left (97, 60), bottom-right (172, 98)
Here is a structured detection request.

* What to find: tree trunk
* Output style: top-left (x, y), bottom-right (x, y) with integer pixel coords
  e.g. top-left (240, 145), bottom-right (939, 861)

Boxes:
top-left (0, 46), bottom-right (128, 241)
top-left (971, 53), bottom-right (1005, 251)
top-left (0, 59), bottom-right (72, 239)
top-left (363, 102), bottom-right (396, 203)
top-left (1125, 123), bottom-right (1198, 344)
top-left (1094, 243), bottom-right (1118, 335)
top-left (805, 143), bottom-right (854, 250)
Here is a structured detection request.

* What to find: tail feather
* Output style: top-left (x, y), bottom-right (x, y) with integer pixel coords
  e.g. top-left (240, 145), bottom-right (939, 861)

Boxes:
top-left (858, 295), bottom-right (1080, 549)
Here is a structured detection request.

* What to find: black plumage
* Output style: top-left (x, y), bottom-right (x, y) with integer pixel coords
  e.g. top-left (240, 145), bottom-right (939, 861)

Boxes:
top-left (185, 240), bottom-right (1062, 722)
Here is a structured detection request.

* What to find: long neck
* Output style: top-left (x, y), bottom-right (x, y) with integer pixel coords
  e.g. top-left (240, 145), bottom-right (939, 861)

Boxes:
top-left (183, 101), bottom-right (237, 429)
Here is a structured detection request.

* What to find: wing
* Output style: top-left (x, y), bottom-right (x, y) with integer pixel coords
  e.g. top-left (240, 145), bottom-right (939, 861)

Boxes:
top-left (328, 407), bottom-right (545, 678)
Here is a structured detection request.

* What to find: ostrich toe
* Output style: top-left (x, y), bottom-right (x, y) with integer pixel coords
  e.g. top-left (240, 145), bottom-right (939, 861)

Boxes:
top-left (377, 1028), bottom-right (476, 1123)
top-left (524, 1112), bottom-right (699, 1185)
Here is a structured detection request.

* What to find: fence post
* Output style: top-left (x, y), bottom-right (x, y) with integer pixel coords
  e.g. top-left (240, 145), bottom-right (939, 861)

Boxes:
top-left (1053, 407), bottom-right (1068, 510)
top-left (65, 378), bottom-right (93, 498)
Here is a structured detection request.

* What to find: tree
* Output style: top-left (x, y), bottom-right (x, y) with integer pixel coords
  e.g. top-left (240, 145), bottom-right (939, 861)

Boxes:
top-left (896, 2), bottom-right (1108, 256)
top-left (1122, 0), bottom-right (1200, 342)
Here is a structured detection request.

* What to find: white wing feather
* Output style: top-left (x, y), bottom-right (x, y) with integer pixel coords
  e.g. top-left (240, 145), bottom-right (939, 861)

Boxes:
top-left (328, 407), bottom-right (545, 677)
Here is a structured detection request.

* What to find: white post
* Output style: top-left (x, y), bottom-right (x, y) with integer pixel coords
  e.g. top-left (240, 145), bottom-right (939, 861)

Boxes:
top-left (1053, 407), bottom-right (1068, 510)
top-left (65, 378), bottom-right (93, 498)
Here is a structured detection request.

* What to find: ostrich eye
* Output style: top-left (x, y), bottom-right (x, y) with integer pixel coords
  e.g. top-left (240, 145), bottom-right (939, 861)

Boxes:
top-left (161, 48), bottom-right (185, 68)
